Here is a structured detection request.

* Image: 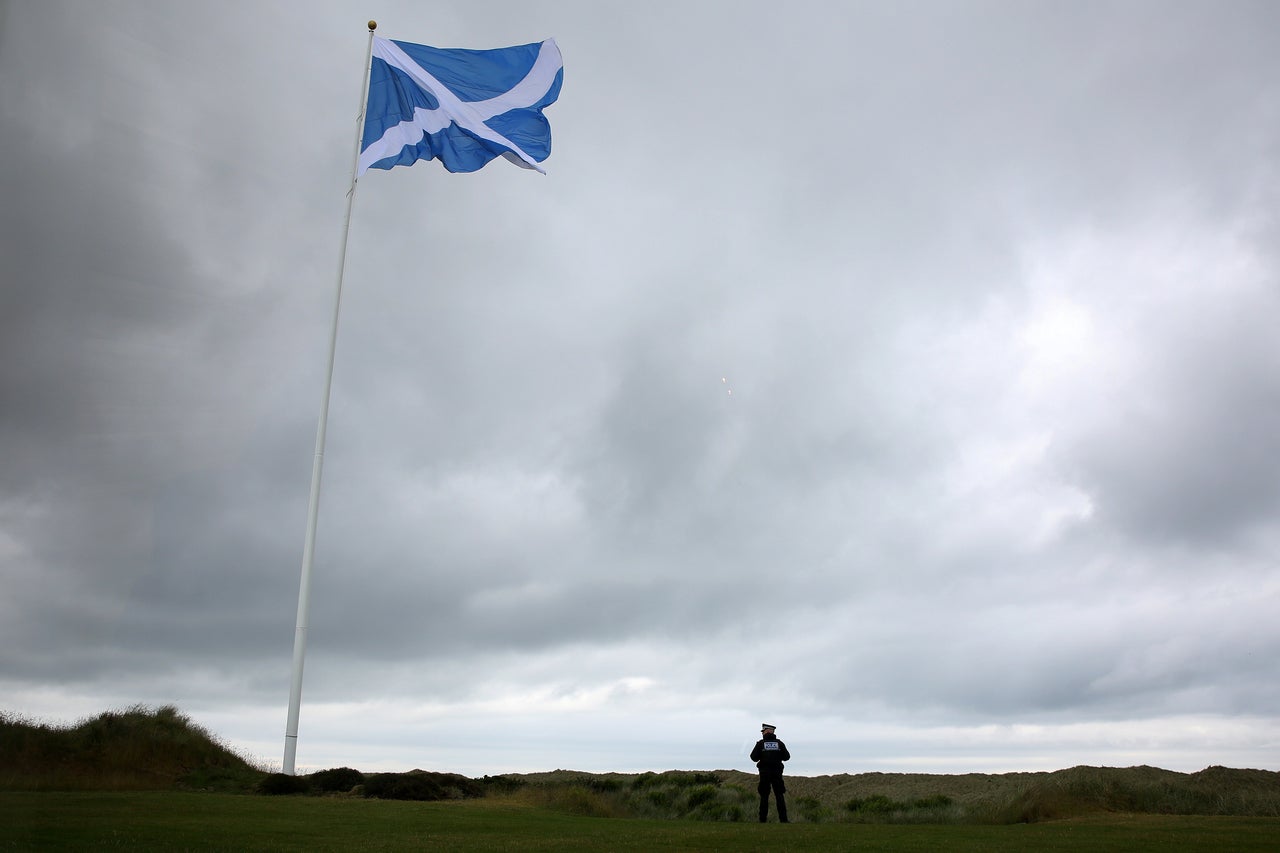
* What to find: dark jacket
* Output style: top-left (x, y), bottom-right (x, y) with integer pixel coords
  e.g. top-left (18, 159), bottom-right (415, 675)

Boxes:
top-left (750, 733), bottom-right (790, 772)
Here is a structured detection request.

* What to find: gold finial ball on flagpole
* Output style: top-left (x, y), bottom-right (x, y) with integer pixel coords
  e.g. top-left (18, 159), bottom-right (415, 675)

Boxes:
top-left (368, 20), bottom-right (377, 31)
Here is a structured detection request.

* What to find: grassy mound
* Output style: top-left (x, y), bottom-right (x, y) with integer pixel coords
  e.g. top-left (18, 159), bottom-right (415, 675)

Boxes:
top-left (985, 764), bottom-right (1280, 823)
top-left (0, 705), bottom-right (264, 792)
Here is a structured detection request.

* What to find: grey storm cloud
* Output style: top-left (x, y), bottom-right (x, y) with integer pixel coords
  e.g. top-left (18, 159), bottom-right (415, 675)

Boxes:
top-left (3, 0), bottom-right (1279, 776)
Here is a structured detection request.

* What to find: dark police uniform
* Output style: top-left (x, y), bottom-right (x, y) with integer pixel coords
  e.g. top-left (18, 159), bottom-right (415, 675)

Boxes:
top-left (749, 724), bottom-right (790, 822)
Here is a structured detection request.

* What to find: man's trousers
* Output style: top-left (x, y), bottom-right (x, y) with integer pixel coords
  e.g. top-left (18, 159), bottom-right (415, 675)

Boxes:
top-left (757, 771), bottom-right (788, 823)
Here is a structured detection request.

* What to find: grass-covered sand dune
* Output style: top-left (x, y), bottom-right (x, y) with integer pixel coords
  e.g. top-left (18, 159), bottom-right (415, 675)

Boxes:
top-left (2, 704), bottom-right (261, 792)
top-left (4, 705), bottom-right (1279, 825)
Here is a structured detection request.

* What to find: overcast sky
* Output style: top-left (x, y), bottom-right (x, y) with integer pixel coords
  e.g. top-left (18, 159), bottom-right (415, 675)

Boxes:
top-left (3, 0), bottom-right (1279, 777)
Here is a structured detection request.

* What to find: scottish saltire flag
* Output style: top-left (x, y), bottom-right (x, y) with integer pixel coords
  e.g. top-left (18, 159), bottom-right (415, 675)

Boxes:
top-left (359, 36), bottom-right (562, 176)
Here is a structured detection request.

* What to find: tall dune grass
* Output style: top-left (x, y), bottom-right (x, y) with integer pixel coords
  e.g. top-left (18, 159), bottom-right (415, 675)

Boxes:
top-left (0, 704), bottom-right (264, 792)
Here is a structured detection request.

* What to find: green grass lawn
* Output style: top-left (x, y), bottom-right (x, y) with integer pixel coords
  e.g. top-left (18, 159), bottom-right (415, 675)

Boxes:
top-left (4, 792), bottom-right (1279, 852)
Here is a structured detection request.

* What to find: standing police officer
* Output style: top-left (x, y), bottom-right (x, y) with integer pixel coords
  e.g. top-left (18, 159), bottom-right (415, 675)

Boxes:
top-left (750, 722), bottom-right (790, 822)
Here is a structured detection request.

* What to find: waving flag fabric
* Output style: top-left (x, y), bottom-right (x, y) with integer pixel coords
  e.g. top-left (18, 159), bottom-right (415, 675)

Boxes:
top-left (359, 36), bottom-right (562, 176)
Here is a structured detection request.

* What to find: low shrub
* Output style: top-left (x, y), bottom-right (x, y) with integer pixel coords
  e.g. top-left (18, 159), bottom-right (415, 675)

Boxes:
top-left (631, 771), bottom-right (719, 790)
top-left (797, 795), bottom-right (832, 823)
top-left (179, 765), bottom-right (265, 793)
top-left (534, 784), bottom-right (629, 818)
top-left (480, 774), bottom-right (527, 793)
top-left (308, 767), bottom-right (364, 793)
top-left (841, 792), bottom-right (962, 823)
top-left (915, 794), bottom-right (953, 808)
top-left (258, 773), bottom-right (309, 795)
top-left (645, 789), bottom-right (674, 809)
top-left (846, 793), bottom-right (904, 814)
top-left (685, 784), bottom-right (719, 809)
top-left (362, 771), bottom-right (483, 801)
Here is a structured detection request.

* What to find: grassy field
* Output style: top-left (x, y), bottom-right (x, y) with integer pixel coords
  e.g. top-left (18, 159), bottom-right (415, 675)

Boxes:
top-left (5, 791), bottom-right (1280, 852)
top-left (4, 706), bottom-right (1280, 850)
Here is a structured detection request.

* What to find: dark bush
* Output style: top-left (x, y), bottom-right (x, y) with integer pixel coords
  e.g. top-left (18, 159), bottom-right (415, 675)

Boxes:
top-left (362, 771), bottom-right (483, 801)
top-left (846, 793), bottom-right (904, 813)
top-left (630, 772), bottom-right (659, 790)
top-left (180, 765), bottom-right (266, 793)
top-left (690, 800), bottom-right (734, 821)
top-left (632, 770), bottom-right (721, 789)
top-left (914, 793), bottom-right (953, 809)
top-left (258, 773), bottom-right (310, 795)
top-left (685, 784), bottom-right (719, 809)
top-left (308, 767), bottom-right (364, 792)
top-left (480, 774), bottom-right (527, 793)
top-left (646, 789), bottom-right (674, 808)
top-left (540, 785), bottom-right (625, 817)
top-left (797, 795), bottom-right (832, 822)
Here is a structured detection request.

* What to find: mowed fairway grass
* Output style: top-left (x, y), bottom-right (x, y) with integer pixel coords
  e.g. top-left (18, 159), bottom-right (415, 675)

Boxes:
top-left (4, 792), bottom-right (1279, 852)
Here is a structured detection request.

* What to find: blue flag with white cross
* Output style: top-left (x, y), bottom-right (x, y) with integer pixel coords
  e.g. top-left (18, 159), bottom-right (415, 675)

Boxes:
top-left (359, 36), bottom-right (563, 175)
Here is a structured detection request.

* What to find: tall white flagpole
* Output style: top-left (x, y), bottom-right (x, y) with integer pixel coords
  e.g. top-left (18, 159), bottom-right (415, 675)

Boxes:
top-left (283, 20), bottom-right (378, 776)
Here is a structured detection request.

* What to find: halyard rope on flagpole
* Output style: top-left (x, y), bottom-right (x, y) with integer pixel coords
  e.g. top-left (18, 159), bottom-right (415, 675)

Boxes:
top-left (283, 20), bottom-right (378, 776)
